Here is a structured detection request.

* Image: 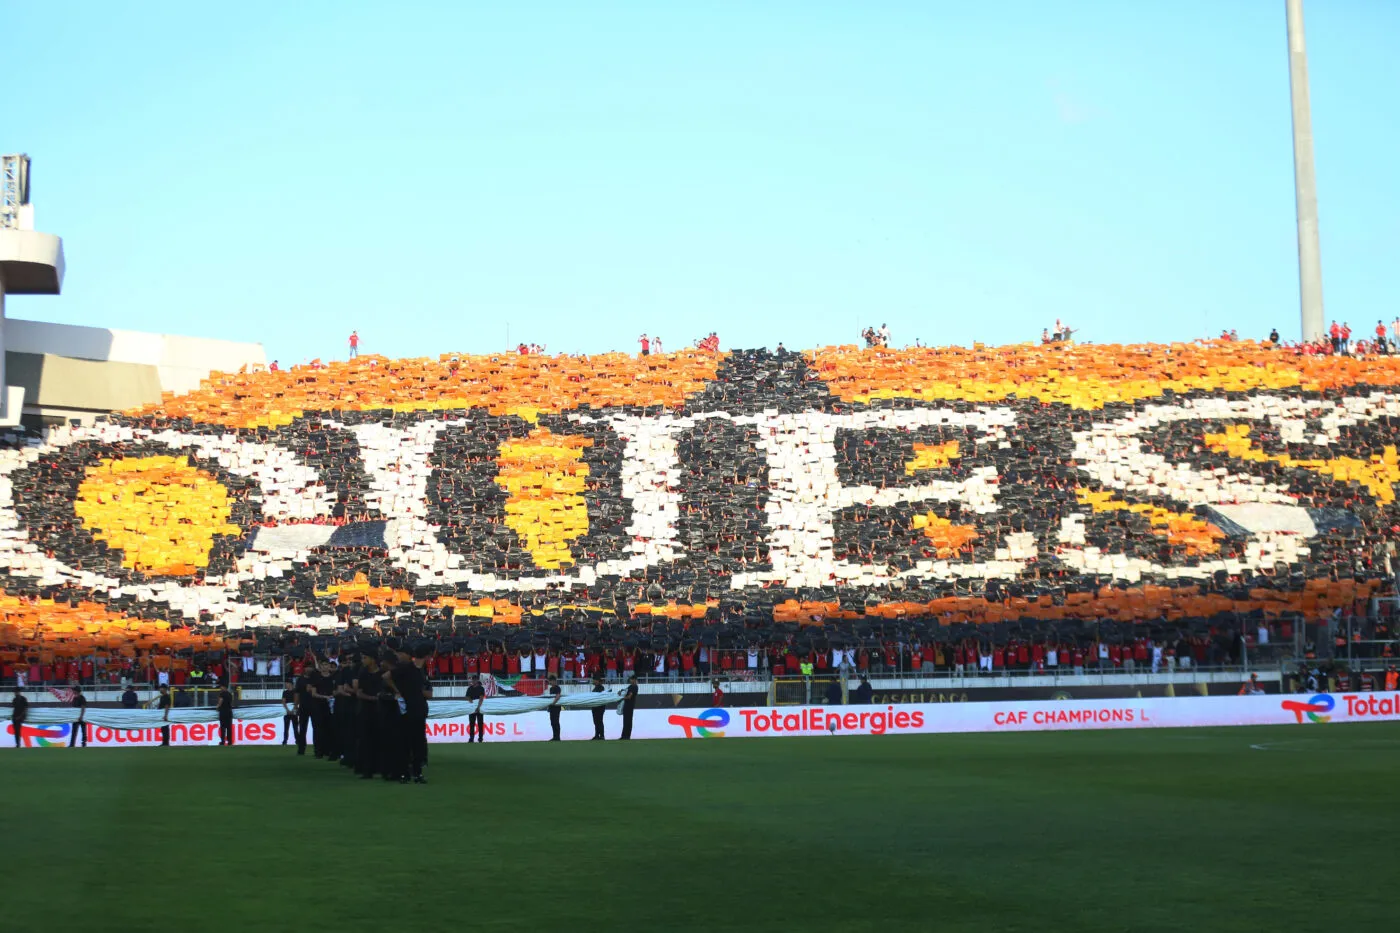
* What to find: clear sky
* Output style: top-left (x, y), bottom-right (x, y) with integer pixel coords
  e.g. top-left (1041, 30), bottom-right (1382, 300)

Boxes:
top-left (4, 1), bottom-right (1397, 363)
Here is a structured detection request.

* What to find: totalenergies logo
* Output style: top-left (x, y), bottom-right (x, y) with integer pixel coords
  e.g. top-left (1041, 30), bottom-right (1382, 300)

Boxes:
top-left (1281, 694), bottom-right (1334, 724)
top-left (667, 708), bottom-right (729, 738)
top-left (4, 722), bottom-right (71, 747)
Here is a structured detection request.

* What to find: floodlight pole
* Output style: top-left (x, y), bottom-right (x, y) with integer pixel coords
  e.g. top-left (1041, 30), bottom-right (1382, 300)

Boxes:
top-left (1285, 0), bottom-right (1325, 342)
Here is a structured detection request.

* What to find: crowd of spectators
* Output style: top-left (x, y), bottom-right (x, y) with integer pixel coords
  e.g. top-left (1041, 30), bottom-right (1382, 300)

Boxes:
top-left (1260, 319), bottom-right (1400, 358)
top-left (861, 324), bottom-right (891, 348)
top-left (6, 608), bottom-right (1379, 691)
top-left (6, 335), bottom-right (1400, 695)
top-left (1041, 320), bottom-right (1074, 344)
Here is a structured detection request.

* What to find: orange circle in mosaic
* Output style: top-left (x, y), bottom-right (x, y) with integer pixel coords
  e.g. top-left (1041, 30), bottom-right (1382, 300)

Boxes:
top-left (73, 455), bottom-right (242, 576)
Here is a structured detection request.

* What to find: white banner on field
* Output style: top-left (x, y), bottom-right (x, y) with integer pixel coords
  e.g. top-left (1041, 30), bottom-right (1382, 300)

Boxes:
top-left (4, 693), bottom-right (1396, 748)
top-left (11, 692), bottom-right (622, 731)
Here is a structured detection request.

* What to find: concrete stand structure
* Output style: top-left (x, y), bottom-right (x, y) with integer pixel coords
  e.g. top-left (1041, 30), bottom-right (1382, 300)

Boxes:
top-left (1, 155), bottom-right (264, 429)
top-left (2, 153), bottom-right (65, 425)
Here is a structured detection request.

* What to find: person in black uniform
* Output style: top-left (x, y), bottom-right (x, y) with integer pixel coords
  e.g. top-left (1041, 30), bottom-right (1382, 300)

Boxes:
top-left (69, 685), bottom-right (89, 748)
top-left (157, 684), bottom-right (172, 746)
top-left (313, 658), bottom-right (337, 762)
top-left (590, 671), bottom-right (607, 740)
top-left (307, 661), bottom-right (326, 758)
top-left (334, 657), bottom-right (358, 769)
top-left (353, 654), bottom-right (383, 780)
top-left (309, 661), bottom-right (337, 761)
top-left (280, 682), bottom-right (296, 745)
top-left (546, 675), bottom-right (562, 741)
top-left (620, 674), bottom-right (638, 740)
top-left (394, 644), bottom-right (432, 784)
top-left (215, 683), bottom-right (235, 745)
top-left (465, 674), bottom-right (486, 743)
top-left (380, 647), bottom-right (409, 781)
top-left (10, 687), bottom-right (28, 748)
top-left (293, 668), bottom-right (313, 754)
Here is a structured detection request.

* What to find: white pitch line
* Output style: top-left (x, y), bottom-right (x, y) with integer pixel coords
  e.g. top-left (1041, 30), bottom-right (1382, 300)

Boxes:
top-left (1249, 739), bottom-right (1315, 751)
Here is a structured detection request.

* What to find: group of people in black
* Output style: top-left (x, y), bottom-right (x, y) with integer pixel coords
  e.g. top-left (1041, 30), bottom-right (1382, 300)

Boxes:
top-left (276, 656), bottom-right (637, 765)
top-left (9, 685), bottom-right (90, 748)
top-left (537, 669), bottom-right (637, 741)
top-left (590, 672), bottom-right (640, 740)
top-left (157, 682), bottom-right (233, 747)
top-left (282, 643), bottom-right (435, 784)
top-left (8, 681), bottom-right (233, 748)
top-left (10, 645), bottom-right (641, 754)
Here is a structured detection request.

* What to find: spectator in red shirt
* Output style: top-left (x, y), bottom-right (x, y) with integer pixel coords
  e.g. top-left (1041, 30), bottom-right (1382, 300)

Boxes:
top-left (638, 334), bottom-right (651, 357)
top-left (349, 330), bottom-right (359, 358)
top-left (711, 679), bottom-right (724, 707)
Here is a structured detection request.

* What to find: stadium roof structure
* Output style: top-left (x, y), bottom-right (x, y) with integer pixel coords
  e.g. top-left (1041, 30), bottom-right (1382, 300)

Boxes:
top-left (0, 154), bottom-right (264, 430)
top-left (0, 227), bottom-right (64, 295)
top-left (0, 155), bottom-right (66, 426)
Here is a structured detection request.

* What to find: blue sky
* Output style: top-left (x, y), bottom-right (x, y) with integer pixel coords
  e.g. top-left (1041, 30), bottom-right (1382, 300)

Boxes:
top-left (4, 1), bottom-right (1397, 363)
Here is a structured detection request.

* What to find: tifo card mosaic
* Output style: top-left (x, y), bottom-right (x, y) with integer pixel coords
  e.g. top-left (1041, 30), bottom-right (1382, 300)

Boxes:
top-left (3, 341), bottom-right (1400, 652)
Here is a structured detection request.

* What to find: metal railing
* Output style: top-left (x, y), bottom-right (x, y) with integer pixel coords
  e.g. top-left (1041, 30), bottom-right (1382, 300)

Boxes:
top-left (11, 665), bottom-right (1298, 708)
top-left (4, 656), bottom-right (1299, 690)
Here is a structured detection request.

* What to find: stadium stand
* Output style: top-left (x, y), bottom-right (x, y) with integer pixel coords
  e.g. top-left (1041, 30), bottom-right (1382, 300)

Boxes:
top-left (2, 338), bottom-right (1399, 682)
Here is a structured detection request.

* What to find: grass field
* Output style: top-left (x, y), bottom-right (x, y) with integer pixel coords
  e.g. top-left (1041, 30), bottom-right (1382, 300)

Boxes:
top-left (5, 725), bottom-right (1400, 933)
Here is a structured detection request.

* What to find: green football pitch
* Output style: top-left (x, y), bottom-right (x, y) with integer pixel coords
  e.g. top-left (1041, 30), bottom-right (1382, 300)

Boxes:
top-left (5, 725), bottom-right (1399, 933)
